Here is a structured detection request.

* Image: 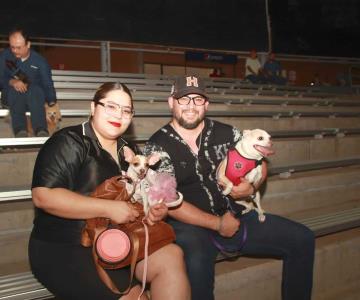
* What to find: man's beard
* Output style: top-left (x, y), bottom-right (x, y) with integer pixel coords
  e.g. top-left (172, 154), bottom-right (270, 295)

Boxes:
top-left (177, 111), bottom-right (204, 129)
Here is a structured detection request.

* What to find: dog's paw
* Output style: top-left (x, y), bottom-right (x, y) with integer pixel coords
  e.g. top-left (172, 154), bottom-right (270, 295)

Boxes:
top-left (221, 183), bottom-right (233, 195)
top-left (258, 214), bottom-right (266, 222)
top-left (222, 188), bottom-right (231, 195)
top-left (242, 208), bottom-right (251, 214)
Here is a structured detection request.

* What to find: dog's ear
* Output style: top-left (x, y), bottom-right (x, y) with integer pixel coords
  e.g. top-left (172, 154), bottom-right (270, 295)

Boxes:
top-left (242, 129), bottom-right (251, 137)
top-left (123, 146), bottom-right (136, 163)
top-left (148, 152), bottom-right (161, 166)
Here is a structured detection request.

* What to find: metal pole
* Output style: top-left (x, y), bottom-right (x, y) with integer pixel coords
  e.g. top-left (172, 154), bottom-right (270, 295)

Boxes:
top-left (137, 51), bottom-right (144, 73)
top-left (100, 41), bottom-right (111, 73)
top-left (265, 0), bottom-right (272, 53)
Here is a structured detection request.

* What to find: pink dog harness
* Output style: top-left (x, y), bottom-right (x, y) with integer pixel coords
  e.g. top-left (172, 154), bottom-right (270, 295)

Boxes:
top-left (225, 148), bottom-right (262, 185)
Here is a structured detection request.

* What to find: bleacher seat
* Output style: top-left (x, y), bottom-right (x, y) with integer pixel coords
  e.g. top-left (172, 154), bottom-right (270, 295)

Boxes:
top-left (1, 71), bottom-right (360, 299)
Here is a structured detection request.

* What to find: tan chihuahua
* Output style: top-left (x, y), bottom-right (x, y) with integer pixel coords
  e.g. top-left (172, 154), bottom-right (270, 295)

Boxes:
top-left (123, 146), bottom-right (161, 214)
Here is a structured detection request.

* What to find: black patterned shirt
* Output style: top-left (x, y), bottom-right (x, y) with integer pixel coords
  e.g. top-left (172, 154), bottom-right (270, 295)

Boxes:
top-left (143, 118), bottom-right (243, 215)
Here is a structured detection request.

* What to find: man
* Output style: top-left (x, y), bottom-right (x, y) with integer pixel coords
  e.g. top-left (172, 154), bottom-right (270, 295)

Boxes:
top-left (244, 49), bottom-right (264, 84)
top-left (144, 75), bottom-right (315, 300)
top-left (263, 52), bottom-right (287, 85)
top-left (0, 28), bottom-right (57, 137)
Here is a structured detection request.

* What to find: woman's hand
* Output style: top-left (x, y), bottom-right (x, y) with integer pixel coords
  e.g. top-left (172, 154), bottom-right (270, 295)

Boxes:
top-left (218, 211), bottom-right (240, 237)
top-left (106, 201), bottom-right (140, 224)
top-left (146, 202), bottom-right (168, 225)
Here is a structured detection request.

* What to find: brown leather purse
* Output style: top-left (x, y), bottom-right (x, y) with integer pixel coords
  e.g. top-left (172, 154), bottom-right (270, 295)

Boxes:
top-left (81, 175), bottom-right (176, 294)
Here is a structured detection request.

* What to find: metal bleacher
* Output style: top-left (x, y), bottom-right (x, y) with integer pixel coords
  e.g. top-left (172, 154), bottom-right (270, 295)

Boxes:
top-left (1, 71), bottom-right (360, 299)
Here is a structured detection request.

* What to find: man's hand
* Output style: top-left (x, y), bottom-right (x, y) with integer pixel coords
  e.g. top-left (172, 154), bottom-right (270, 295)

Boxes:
top-left (9, 79), bottom-right (28, 93)
top-left (218, 211), bottom-right (240, 237)
top-left (227, 177), bottom-right (254, 199)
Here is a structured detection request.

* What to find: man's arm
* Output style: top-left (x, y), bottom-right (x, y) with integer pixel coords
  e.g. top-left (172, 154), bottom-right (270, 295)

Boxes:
top-left (39, 56), bottom-right (57, 105)
top-left (169, 200), bottom-right (240, 237)
top-left (169, 201), bottom-right (219, 231)
top-left (144, 140), bottom-right (240, 236)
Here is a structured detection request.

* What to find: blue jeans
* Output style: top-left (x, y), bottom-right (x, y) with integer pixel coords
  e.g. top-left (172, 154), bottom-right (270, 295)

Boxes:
top-left (169, 211), bottom-right (315, 300)
top-left (7, 85), bottom-right (47, 134)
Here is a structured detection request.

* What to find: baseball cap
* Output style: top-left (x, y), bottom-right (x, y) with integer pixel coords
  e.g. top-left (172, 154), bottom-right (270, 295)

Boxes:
top-left (170, 75), bottom-right (208, 99)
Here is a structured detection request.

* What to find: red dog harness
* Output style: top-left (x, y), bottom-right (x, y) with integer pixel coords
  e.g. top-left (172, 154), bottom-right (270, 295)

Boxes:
top-left (225, 148), bottom-right (262, 185)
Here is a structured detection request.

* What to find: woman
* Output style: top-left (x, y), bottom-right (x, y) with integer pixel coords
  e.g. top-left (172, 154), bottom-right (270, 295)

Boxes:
top-left (29, 82), bottom-right (190, 300)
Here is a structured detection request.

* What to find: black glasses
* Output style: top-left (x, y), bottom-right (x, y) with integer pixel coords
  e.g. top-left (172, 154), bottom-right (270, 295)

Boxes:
top-left (97, 101), bottom-right (134, 119)
top-left (175, 96), bottom-right (207, 106)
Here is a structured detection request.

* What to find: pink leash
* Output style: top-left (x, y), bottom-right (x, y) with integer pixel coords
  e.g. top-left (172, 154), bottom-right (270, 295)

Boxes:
top-left (136, 217), bottom-right (149, 300)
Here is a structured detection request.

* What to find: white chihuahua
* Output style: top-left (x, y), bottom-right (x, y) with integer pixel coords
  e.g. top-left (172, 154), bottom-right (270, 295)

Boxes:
top-left (216, 129), bottom-right (274, 222)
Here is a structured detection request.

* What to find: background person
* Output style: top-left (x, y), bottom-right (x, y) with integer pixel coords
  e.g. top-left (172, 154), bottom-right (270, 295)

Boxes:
top-left (244, 49), bottom-right (264, 84)
top-left (209, 67), bottom-right (222, 78)
top-left (0, 28), bottom-right (57, 137)
top-left (144, 75), bottom-right (315, 300)
top-left (29, 82), bottom-right (190, 300)
top-left (263, 52), bottom-right (287, 85)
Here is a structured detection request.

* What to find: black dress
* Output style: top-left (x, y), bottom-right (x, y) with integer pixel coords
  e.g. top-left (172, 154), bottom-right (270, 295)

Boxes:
top-left (29, 121), bottom-right (139, 300)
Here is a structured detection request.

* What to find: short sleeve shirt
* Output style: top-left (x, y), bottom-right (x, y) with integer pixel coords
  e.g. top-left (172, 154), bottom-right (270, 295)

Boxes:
top-left (31, 121), bottom-right (135, 243)
top-left (143, 118), bottom-right (244, 215)
top-left (245, 57), bottom-right (261, 76)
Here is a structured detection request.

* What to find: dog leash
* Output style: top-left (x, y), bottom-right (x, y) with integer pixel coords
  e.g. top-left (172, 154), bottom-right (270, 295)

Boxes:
top-left (211, 223), bottom-right (247, 255)
top-left (137, 217), bottom-right (149, 300)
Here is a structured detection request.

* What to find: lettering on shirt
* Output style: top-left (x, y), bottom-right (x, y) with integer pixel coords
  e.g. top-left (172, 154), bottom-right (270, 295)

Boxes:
top-left (213, 144), bottom-right (228, 160)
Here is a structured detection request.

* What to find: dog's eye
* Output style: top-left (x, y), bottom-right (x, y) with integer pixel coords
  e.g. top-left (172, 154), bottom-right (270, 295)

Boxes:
top-left (258, 136), bottom-right (263, 141)
top-left (145, 163), bottom-right (149, 168)
top-left (133, 162), bottom-right (139, 167)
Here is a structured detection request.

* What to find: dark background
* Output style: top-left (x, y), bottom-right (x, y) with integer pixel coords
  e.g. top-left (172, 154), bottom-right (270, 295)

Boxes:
top-left (1, 0), bottom-right (360, 58)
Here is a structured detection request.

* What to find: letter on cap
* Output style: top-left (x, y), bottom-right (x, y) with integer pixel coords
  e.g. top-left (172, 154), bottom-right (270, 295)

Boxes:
top-left (186, 76), bottom-right (199, 87)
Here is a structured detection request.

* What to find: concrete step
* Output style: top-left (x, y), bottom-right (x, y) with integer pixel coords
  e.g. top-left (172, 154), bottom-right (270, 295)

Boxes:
top-left (0, 196), bottom-right (359, 275)
top-left (269, 135), bottom-right (360, 166)
top-left (0, 201), bottom-right (34, 231)
top-left (214, 227), bottom-right (360, 300)
top-left (1, 134), bottom-right (360, 190)
top-left (1, 165), bottom-right (360, 232)
top-left (56, 98), bottom-right (360, 113)
top-left (0, 150), bottom-right (37, 190)
top-left (0, 229), bottom-right (30, 275)
top-left (1, 113), bottom-right (360, 138)
top-left (263, 165), bottom-right (360, 215)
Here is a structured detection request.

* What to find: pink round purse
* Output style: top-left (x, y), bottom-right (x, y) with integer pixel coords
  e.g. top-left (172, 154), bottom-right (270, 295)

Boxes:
top-left (95, 228), bottom-right (131, 264)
